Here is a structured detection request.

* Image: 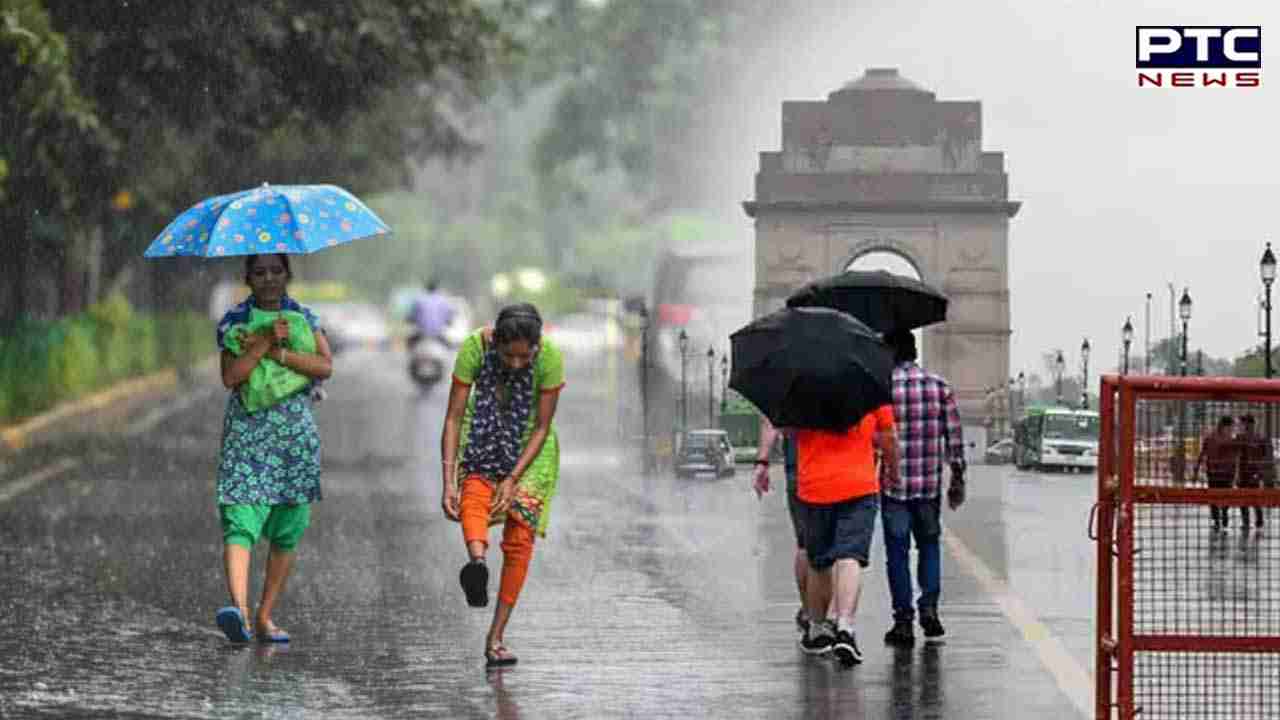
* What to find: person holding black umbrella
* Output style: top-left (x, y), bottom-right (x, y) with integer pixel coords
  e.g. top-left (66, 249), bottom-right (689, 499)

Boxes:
top-left (879, 330), bottom-right (966, 648)
top-left (730, 306), bottom-right (900, 667)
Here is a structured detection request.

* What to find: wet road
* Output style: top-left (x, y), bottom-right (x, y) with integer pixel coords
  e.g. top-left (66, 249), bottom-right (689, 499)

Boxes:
top-left (0, 349), bottom-right (1095, 718)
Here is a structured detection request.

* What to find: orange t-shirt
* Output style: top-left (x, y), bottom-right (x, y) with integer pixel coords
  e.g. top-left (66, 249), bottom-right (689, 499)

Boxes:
top-left (795, 404), bottom-right (896, 505)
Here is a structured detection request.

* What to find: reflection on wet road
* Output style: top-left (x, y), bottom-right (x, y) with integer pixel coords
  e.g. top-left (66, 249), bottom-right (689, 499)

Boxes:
top-left (0, 349), bottom-right (1092, 718)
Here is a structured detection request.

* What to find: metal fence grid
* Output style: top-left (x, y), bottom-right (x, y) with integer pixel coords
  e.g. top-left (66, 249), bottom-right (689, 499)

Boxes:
top-left (1133, 504), bottom-right (1280, 637)
top-left (1097, 377), bottom-right (1280, 720)
top-left (1133, 652), bottom-right (1280, 719)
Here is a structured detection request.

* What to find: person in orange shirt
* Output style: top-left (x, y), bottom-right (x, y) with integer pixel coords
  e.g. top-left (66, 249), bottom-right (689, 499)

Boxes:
top-left (793, 402), bottom-right (899, 667)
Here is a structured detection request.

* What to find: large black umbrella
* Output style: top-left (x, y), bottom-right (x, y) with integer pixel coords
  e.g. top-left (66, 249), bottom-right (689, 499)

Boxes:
top-left (729, 307), bottom-right (893, 432)
top-left (786, 269), bottom-right (948, 334)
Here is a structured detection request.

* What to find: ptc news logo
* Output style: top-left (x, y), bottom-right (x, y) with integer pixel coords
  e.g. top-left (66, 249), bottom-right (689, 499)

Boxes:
top-left (1136, 26), bottom-right (1261, 87)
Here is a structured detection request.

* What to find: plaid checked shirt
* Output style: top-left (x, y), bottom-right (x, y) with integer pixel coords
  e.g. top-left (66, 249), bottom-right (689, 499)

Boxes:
top-left (881, 361), bottom-right (966, 501)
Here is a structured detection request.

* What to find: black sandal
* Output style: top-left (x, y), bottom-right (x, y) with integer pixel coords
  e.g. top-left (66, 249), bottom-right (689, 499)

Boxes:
top-left (459, 559), bottom-right (489, 608)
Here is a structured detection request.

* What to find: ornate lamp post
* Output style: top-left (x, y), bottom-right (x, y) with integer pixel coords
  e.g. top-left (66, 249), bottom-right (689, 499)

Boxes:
top-left (1054, 350), bottom-right (1066, 405)
top-left (1261, 244), bottom-right (1277, 449)
top-left (706, 346), bottom-right (715, 427)
top-left (1179, 289), bottom-right (1192, 376)
top-left (1017, 371), bottom-right (1026, 417)
top-left (678, 329), bottom-right (689, 430)
top-left (1174, 289), bottom-right (1192, 484)
top-left (1262, 242), bottom-right (1276, 379)
top-left (1122, 317), bottom-right (1134, 375)
top-left (1145, 292), bottom-right (1152, 374)
top-left (720, 354), bottom-right (729, 414)
top-left (639, 304), bottom-right (651, 471)
top-left (1080, 338), bottom-right (1091, 409)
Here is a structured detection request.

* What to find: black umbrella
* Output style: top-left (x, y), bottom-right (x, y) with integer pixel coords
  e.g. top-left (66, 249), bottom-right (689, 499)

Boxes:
top-left (786, 269), bottom-right (948, 334)
top-left (729, 307), bottom-right (893, 432)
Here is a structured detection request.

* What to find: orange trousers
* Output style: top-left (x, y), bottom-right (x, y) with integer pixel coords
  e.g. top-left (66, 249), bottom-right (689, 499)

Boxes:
top-left (460, 475), bottom-right (536, 606)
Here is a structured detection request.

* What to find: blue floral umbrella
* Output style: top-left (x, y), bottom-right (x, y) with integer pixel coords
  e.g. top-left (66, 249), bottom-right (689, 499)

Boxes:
top-left (143, 183), bottom-right (391, 258)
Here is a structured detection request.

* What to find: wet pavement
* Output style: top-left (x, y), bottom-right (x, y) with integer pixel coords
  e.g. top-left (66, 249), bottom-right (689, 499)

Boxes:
top-left (0, 348), bottom-right (1095, 718)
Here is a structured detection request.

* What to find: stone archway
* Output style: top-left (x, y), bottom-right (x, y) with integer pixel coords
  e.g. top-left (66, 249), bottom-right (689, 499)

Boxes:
top-left (744, 68), bottom-right (1019, 458)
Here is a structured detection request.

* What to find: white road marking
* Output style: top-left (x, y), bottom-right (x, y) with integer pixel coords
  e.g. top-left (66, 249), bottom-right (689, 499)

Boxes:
top-left (124, 387), bottom-right (218, 437)
top-left (0, 458), bottom-right (82, 505)
top-left (944, 531), bottom-right (1093, 719)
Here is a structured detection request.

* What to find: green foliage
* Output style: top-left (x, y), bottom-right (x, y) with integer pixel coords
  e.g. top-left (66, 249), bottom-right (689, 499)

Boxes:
top-left (0, 318), bottom-right (61, 419)
top-left (155, 311), bottom-right (210, 370)
top-left (0, 307), bottom-right (211, 424)
top-left (127, 315), bottom-right (158, 376)
top-left (50, 318), bottom-right (97, 401)
top-left (87, 291), bottom-right (132, 381)
top-left (0, 0), bottom-right (113, 204)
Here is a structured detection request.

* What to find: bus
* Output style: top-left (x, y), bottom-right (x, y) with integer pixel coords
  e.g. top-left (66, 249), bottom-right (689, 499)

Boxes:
top-left (1012, 406), bottom-right (1100, 472)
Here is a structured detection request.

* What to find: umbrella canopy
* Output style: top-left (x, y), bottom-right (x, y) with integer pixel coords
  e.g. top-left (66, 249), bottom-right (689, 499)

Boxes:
top-left (786, 269), bottom-right (947, 334)
top-left (729, 307), bottom-right (893, 432)
top-left (144, 183), bottom-right (391, 258)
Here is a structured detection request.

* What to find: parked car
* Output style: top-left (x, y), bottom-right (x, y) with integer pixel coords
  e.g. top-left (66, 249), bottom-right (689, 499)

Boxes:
top-left (985, 438), bottom-right (1015, 465)
top-left (674, 429), bottom-right (736, 479)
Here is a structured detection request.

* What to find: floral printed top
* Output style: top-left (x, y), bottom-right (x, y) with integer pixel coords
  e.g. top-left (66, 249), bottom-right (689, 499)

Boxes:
top-left (214, 294), bottom-right (324, 506)
top-left (452, 329), bottom-right (565, 536)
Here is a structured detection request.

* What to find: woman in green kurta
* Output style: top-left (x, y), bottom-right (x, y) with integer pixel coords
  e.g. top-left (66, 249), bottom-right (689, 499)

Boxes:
top-left (440, 303), bottom-right (564, 667)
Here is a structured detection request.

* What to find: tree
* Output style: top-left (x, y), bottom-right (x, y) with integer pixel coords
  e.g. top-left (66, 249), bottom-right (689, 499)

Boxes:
top-left (0, 0), bottom-right (118, 321)
top-left (2, 1), bottom-right (516, 324)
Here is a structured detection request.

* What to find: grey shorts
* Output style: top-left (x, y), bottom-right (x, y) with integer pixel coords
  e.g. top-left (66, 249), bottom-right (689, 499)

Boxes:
top-left (800, 493), bottom-right (879, 570)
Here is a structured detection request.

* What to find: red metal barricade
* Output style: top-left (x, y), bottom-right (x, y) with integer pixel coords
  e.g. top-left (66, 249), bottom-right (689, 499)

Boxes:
top-left (1096, 375), bottom-right (1280, 719)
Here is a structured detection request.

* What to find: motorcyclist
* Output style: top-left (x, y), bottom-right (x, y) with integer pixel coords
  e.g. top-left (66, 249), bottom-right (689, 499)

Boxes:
top-left (409, 279), bottom-right (456, 349)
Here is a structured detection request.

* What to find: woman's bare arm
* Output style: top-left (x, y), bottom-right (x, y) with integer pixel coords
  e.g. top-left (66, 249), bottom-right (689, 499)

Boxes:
top-left (277, 332), bottom-right (333, 381)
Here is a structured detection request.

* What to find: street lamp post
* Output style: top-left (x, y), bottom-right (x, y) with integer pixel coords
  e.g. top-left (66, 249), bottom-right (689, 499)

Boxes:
top-left (1261, 243), bottom-right (1276, 448)
top-left (1145, 292), bottom-right (1152, 374)
top-left (1175, 289), bottom-right (1192, 484)
top-left (706, 346), bottom-right (715, 428)
top-left (1262, 242), bottom-right (1276, 379)
top-left (639, 305), bottom-right (651, 471)
top-left (720, 354), bottom-right (729, 414)
top-left (1179, 289), bottom-right (1192, 376)
top-left (678, 329), bottom-right (689, 431)
top-left (1122, 317), bottom-right (1134, 375)
top-left (1080, 338), bottom-right (1091, 409)
top-left (1017, 372), bottom-right (1026, 418)
top-left (1054, 350), bottom-right (1066, 405)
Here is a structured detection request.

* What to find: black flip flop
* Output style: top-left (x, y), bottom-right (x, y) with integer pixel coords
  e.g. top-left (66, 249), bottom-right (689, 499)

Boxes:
top-left (459, 559), bottom-right (489, 607)
top-left (485, 644), bottom-right (518, 668)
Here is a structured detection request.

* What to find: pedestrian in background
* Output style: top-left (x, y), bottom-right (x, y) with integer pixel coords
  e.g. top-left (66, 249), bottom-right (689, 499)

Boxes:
top-left (439, 303), bottom-right (565, 668)
top-left (1236, 414), bottom-right (1274, 531)
top-left (879, 330), bottom-right (966, 648)
top-left (214, 253), bottom-right (333, 644)
top-left (1194, 415), bottom-right (1240, 533)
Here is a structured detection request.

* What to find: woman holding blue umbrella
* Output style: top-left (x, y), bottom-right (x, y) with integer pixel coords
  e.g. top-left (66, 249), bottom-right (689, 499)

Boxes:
top-left (145, 182), bottom-right (387, 643)
top-left (213, 253), bottom-right (333, 643)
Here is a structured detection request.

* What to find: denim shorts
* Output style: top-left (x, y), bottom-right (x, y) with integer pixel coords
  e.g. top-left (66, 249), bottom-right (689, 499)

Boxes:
top-left (800, 493), bottom-right (879, 570)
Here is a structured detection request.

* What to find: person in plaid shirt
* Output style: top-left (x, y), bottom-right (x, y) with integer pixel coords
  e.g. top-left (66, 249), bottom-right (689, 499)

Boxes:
top-left (880, 330), bottom-right (966, 647)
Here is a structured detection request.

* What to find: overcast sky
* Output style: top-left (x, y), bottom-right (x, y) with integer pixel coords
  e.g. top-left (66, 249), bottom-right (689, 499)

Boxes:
top-left (705, 0), bottom-right (1278, 380)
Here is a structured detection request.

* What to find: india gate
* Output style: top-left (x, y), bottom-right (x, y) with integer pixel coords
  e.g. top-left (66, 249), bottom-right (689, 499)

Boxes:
top-left (744, 68), bottom-right (1020, 451)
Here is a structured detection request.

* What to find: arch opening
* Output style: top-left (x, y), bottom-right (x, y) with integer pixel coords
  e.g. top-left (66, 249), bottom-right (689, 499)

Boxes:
top-left (845, 250), bottom-right (927, 361)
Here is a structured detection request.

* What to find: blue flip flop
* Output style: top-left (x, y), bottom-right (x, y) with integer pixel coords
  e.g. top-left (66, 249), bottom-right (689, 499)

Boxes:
top-left (216, 607), bottom-right (253, 643)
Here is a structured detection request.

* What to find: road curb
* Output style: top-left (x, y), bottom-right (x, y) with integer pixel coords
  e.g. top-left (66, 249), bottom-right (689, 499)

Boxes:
top-left (0, 368), bottom-right (180, 453)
